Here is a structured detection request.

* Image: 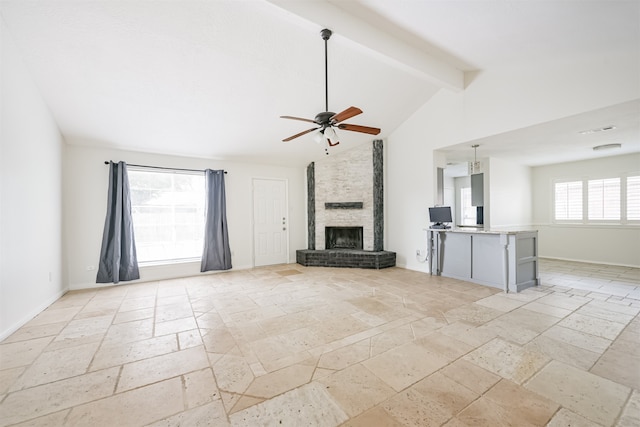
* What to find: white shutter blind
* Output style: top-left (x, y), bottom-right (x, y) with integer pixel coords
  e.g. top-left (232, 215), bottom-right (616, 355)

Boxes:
top-left (555, 181), bottom-right (582, 220)
top-left (461, 187), bottom-right (476, 225)
top-left (588, 178), bottom-right (620, 220)
top-left (627, 176), bottom-right (640, 220)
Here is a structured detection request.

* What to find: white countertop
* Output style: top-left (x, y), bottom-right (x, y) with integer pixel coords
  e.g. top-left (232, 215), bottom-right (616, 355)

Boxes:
top-left (426, 227), bottom-right (537, 235)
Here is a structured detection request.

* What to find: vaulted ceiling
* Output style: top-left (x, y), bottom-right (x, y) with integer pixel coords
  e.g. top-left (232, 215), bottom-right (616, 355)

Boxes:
top-left (1, 1), bottom-right (638, 167)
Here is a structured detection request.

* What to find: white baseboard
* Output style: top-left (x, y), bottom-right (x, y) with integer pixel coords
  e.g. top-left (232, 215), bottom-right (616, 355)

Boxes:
top-left (396, 262), bottom-right (430, 274)
top-left (0, 287), bottom-right (68, 342)
top-left (539, 256), bottom-right (640, 269)
top-left (68, 263), bottom-right (255, 291)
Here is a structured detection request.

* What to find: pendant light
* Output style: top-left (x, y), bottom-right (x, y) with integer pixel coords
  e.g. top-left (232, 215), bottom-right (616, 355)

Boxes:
top-left (470, 144), bottom-right (481, 174)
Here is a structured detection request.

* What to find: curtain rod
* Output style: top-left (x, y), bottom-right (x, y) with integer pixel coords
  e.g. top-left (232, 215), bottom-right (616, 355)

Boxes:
top-left (104, 161), bottom-right (226, 174)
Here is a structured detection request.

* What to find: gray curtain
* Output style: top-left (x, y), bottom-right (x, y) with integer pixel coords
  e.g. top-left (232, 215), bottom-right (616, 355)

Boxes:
top-left (96, 161), bottom-right (140, 283)
top-left (201, 169), bottom-right (232, 272)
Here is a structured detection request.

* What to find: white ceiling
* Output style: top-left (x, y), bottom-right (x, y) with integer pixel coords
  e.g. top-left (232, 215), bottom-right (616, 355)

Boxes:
top-left (441, 99), bottom-right (640, 170)
top-left (1, 0), bottom-right (638, 167)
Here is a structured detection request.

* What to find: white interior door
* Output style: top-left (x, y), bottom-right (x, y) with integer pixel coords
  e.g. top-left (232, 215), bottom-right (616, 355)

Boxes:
top-left (253, 178), bottom-right (288, 266)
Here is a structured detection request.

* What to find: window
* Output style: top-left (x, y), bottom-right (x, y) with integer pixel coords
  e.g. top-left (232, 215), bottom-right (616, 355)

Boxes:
top-left (554, 181), bottom-right (582, 221)
top-left (460, 187), bottom-right (476, 225)
top-left (128, 169), bottom-right (205, 263)
top-left (628, 176), bottom-right (640, 220)
top-left (553, 174), bottom-right (639, 224)
top-left (588, 178), bottom-right (620, 220)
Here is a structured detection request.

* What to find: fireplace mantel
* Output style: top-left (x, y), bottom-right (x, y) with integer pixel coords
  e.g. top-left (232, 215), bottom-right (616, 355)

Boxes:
top-left (324, 202), bottom-right (363, 209)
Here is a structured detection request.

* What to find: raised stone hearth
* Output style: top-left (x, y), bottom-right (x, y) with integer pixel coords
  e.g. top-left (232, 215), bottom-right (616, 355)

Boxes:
top-left (296, 249), bottom-right (396, 269)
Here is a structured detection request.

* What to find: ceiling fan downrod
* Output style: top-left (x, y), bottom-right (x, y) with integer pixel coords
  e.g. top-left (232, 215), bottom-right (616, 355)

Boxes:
top-left (321, 28), bottom-right (332, 113)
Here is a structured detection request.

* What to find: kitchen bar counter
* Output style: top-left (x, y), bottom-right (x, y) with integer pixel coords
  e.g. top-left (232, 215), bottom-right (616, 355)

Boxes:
top-left (427, 228), bottom-right (539, 293)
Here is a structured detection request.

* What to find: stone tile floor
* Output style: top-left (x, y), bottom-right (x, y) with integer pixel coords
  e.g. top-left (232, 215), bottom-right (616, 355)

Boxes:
top-left (0, 258), bottom-right (638, 426)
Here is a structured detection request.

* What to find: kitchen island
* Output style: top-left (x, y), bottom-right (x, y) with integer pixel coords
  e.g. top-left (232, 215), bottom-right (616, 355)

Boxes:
top-left (427, 228), bottom-right (539, 293)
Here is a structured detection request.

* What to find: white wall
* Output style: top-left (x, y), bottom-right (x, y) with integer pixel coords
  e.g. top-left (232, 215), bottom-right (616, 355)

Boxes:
top-left (532, 153), bottom-right (640, 267)
top-left (387, 49), bottom-right (639, 273)
top-left (387, 89), bottom-right (463, 271)
top-left (487, 157), bottom-right (532, 229)
top-left (64, 144), bottom-right (305, 290)
top-left (1, 21), bottom-right (66, 340)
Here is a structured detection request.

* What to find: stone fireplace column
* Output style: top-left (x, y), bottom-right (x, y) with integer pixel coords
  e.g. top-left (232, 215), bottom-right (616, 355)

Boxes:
top-left (373, 139), bottom-right (383, 251)
top-left (307, 162), bottom-right (315, 250)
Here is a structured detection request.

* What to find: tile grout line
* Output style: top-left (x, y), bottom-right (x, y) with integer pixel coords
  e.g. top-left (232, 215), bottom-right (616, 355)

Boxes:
top-left (85, 288), bottom-right (128, 376)
top-left (588, 311), bottom-right (640, 372)
top-left (612, 386), bottom-right (635, 426)
top-left (4, 289), bottom-right (102, 399)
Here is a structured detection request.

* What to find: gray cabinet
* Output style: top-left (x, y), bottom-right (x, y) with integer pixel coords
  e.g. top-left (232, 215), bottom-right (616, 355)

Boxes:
top-left (428, 229), bottom-right (539, 293)
top-left (471, 173), bottom-right (483, 206)
top-left (439, 232), bottom-right (471, 279)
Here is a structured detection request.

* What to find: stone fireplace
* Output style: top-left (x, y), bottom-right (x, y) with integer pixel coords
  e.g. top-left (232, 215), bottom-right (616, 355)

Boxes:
top-left (313, 143), bottom-right (375, 250)
top-left (296, 140), bottom-right (395, 269)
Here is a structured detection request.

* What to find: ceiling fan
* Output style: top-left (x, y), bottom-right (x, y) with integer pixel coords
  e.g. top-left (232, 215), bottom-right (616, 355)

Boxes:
top-left (280, 29), bottom-right (381, 149)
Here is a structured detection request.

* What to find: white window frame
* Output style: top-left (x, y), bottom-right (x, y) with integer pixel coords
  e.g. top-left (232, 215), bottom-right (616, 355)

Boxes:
top-left (552, 172), bottom-right (640, 226)
top-left (128, 167), bottom-right (206, 265)
top-left (553, 179), bottom-right (583, 223)
top-left (625, 174), bottom-right (640, 223)
top-left (460, 187), bottom-right (476, 226)
top-left (587, 177), bottom-right (621, 222)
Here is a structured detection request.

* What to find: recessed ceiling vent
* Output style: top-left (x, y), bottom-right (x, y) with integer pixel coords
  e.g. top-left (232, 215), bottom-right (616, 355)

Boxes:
top-left (579, 125), bottom-right (617, 135)
top-left (593, 143), bottom-right (622, 151)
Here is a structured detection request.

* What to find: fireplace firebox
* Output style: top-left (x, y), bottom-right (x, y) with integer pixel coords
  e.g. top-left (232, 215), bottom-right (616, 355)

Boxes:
top-left (325, 226), bottom-right (363, 250)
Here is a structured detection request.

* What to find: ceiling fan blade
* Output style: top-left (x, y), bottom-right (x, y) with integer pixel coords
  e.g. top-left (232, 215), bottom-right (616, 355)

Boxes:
top-left (337, 123), bottom-right (381, 135)
top-left (282, 127), bottom-right (319, 142)
top-left (331, 107), bottom-right (362, 124)
top-left (280, 115), bottom-right (316, 124)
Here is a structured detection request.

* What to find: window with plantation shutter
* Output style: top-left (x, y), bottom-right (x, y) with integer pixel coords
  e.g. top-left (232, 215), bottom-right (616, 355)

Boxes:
top-left (460, 187), bottom-right (476, 225)
top-left (588, 178), bottom-right (620, 220)
top-left (628, 176), bottom-right (640, 221)
top-left (554, 181), bottom-right (582, 221)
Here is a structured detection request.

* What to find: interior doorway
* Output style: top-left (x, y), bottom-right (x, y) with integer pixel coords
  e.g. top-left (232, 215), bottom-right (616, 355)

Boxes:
top-left (252, 178), bottom-right (289, 266)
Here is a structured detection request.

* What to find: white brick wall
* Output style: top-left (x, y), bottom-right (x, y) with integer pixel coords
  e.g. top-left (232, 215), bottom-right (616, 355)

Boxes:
top-left (314, 144), bottom-right (374, 250)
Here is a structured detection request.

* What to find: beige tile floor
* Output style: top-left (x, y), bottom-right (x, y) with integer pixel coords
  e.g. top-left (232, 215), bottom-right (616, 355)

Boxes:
top-left (0, 258), bottom-right (638, 426)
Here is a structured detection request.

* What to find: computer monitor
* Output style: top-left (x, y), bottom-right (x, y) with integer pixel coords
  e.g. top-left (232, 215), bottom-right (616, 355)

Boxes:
top-left (429, 206), bottom-right (452, 228)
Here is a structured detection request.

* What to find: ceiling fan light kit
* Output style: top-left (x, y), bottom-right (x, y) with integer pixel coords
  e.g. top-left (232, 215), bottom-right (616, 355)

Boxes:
top-left (280, 29), bottom-right (381, 153)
